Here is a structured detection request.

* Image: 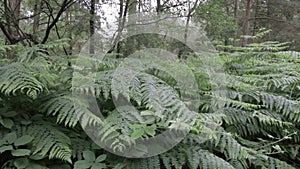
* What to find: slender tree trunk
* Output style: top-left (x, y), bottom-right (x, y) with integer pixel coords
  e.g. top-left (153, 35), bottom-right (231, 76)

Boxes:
top-left (266, 0), bottom-right (271, 40)
top-left (233, 0), bottom-right (239, 46)
top-left (3, 0), bottom-right (22, 59)
top-left (128, 0), bottom-right (137, 35)
top-left (156, 0), bottom-right (162, 13)
top-left (7, 0), bottom-right (22, 36)
top-left (138, 0), bottom-right (142, 12)
top-left (66, 8), bottom-right (72, 55)
top-left (225, 0), bottom-right (230, 15)
top-left (242, 0), bottom-right (252, 46)
top-left (252, 0), bottom-right (259, 36)
top-left (33, 0), bottom-right (42, 43)
top-left (224, 0), bottom-right (230, 49)
top-left (109, 0), bottom-right (129, 56)
top-left (184, 0), bottom-right (199, 43)
top-left (89, 0), bottom-right (96, 54)
top-left (127, 0), bottom-right (137, 56)
top-left (4, 0), bottom-right (22, 44)
top-left (234, 0), bottom-right (239, 18)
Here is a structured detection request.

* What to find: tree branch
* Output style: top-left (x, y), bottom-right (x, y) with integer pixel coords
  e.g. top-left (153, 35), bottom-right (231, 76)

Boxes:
top-left (0, 22), bottom-right (14, 44)
top-left (41, 0), bottom-right (74, 44)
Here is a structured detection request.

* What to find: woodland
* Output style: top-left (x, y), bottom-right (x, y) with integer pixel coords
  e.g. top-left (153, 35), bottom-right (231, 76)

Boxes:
top-left (0, 0), bottom-right (300, 168)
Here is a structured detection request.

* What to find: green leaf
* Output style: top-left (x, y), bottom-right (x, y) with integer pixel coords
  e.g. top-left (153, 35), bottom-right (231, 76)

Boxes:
top-left (95, 154), bottom-right (107, 163)
top-left (1, 118), bottom-right (14, 129)
top-left (49, 164), bottom-right (71, 169)
top-left (83, 150), bottom-right (95, 161)
top-left (5, 132), bottom-right (17, 144)
top-left (145, 126), bottom-right (156, 136)
top-left (140, 110), bottom-right (154, 116)
top-left (30, 153), bottom-right (45, 160)
top-left (129, 124), bottom-right (144, 129)
top-left (0, 139), bottom-right (5, 146)
top-left (14, 135), bottom-right (33, 146)
top-left (131, 130), bottom-right (144, 139)
top-left (2, 111), bottom-right (18, 117)
top-left (91, 163), bottom-right (106, 169)
top-left (91, 143), bottom-right (101, 150)
top-left (0, 145), bottom-right (13, 153)
top-left (0, 107), bottom-right (8, 114)
top-left (11, 149), bottom-right (31, 156)
top-left (74, 160), bottom-right (93, 169)
top-left (112, 163), bottom-right (127, 169)
top-left (26, 163), bottom-right (49, 169)
top-left (19, 119), bottom-right (32, 125)
top-left (14, 158), bottom-right (29, 169)
top-left (143, 117), bottom-right (156, 124)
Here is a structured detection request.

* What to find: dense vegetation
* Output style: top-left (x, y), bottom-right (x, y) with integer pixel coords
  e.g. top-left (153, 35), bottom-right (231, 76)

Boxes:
top-left (1, 0), bottom-right (300, 169)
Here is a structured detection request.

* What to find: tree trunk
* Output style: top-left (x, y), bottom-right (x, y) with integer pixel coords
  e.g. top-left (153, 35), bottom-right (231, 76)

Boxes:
top-left (7, 0), bottom-right (22, 36)
top-left (4, 0), bottom-right (22, 44)
top-left (266, 0), bottom-right (271, 40)
top-left (33, 0), bottom-right (42, 43)
top-left (234, 0), bottom-right (239, 18)
top-left (89, 0), bottom-right (96, 54)
top-left (242, 0), bottom-right (252, 46)
top-left (184, 0), bottom-right (199, 44)
top-left (127, 0), bottom-right (137, 56)
top-left (156, 0), bottom-right (163, 13)
top-left (3, 0), bottom-right (22, 59)
top-left (224, 0), bottom-right (230, 49)
top-left (128, 0), bottom-right (137, 35)
top-left (66, 8), bottom-right (72, 55)
top-left (252, 0), bottom-right (259, 36)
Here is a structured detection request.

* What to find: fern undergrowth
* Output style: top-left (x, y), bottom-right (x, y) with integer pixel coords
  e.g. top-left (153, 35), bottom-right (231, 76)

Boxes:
top-left (0, 44), bottom-right (300, 168)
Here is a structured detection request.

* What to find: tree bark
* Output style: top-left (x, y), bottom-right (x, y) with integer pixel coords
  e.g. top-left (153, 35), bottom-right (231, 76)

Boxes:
top-left (242, 0), bottom-right (252, 46)
top-left (41, 0), bottom-right (74, 44)
top-left (156, 0), bottom-right (163, 13)
top-left (266, 0), bottom-right (271, 40)
top-left (128, 0), bottom-right (137, 35)
top-left (109, 0), bottom-right (129, 56)
top-left (3, 0), bottom-right (22, 45)
top-left (89, 0), bottom-right (96, 54)
top-left (126, 0), bottom-right (137, 56)
top-left (33, 0), bottom-right (42, 43)
top-left (234, 0), bottom-right (239, 18)
top-left (252, 0), bottom-right (259, 36)
top-left (184, 0), bottom-right (199, 43)
top-left (3, 0), bottom-right (22, 59)
top-left (7, 0), bottom-right (22, 37)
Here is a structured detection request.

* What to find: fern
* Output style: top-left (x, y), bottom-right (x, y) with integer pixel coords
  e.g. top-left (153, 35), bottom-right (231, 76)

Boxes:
top-left (1, 42), bottom-right (300, 168)
top-left (41, 94), bottom-right (103, 128)
top-left (13, 122), bottom-right (72, 163)
top-left (122, 156), bottom-right (161, 169)
top-left (0, 63), bottom-right (47, 99)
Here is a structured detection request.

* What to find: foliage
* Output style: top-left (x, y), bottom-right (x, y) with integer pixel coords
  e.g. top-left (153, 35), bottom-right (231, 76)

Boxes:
top-left (0, 39), bottom-right (299, 169)
top-left (0, 0), bottom-right (300, 168)
top-left (195, 0), bottom-right (237, 42)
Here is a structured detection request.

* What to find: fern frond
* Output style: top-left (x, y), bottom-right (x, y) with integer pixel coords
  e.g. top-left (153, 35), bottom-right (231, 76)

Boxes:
top-left (253, 155), bottom-right (296, 169)
top-left (166, 145), bottom-right (236, 169)
top-left (14, 123), bottom-right (72, 163)
top-left (72, 70), bottom-right (113, 100)
top-left (198, 149), bottom-right (235, 169)
top-left (25, 123), bottom-right (72, 163)
top-left (229, 159), bottom-right (249, 169)
top-left (41, 94), bottom-right (103, 128)
top-left (70, 137), bottom-right (92, 160)
top-left (250, 91), bottom-right (300, 122)
top-left (0, 63), bottom-right (47, 99)
top-left (160, 147), bottom-right (186, 169)
top-left (123, 156), bottom-right (160, 169)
